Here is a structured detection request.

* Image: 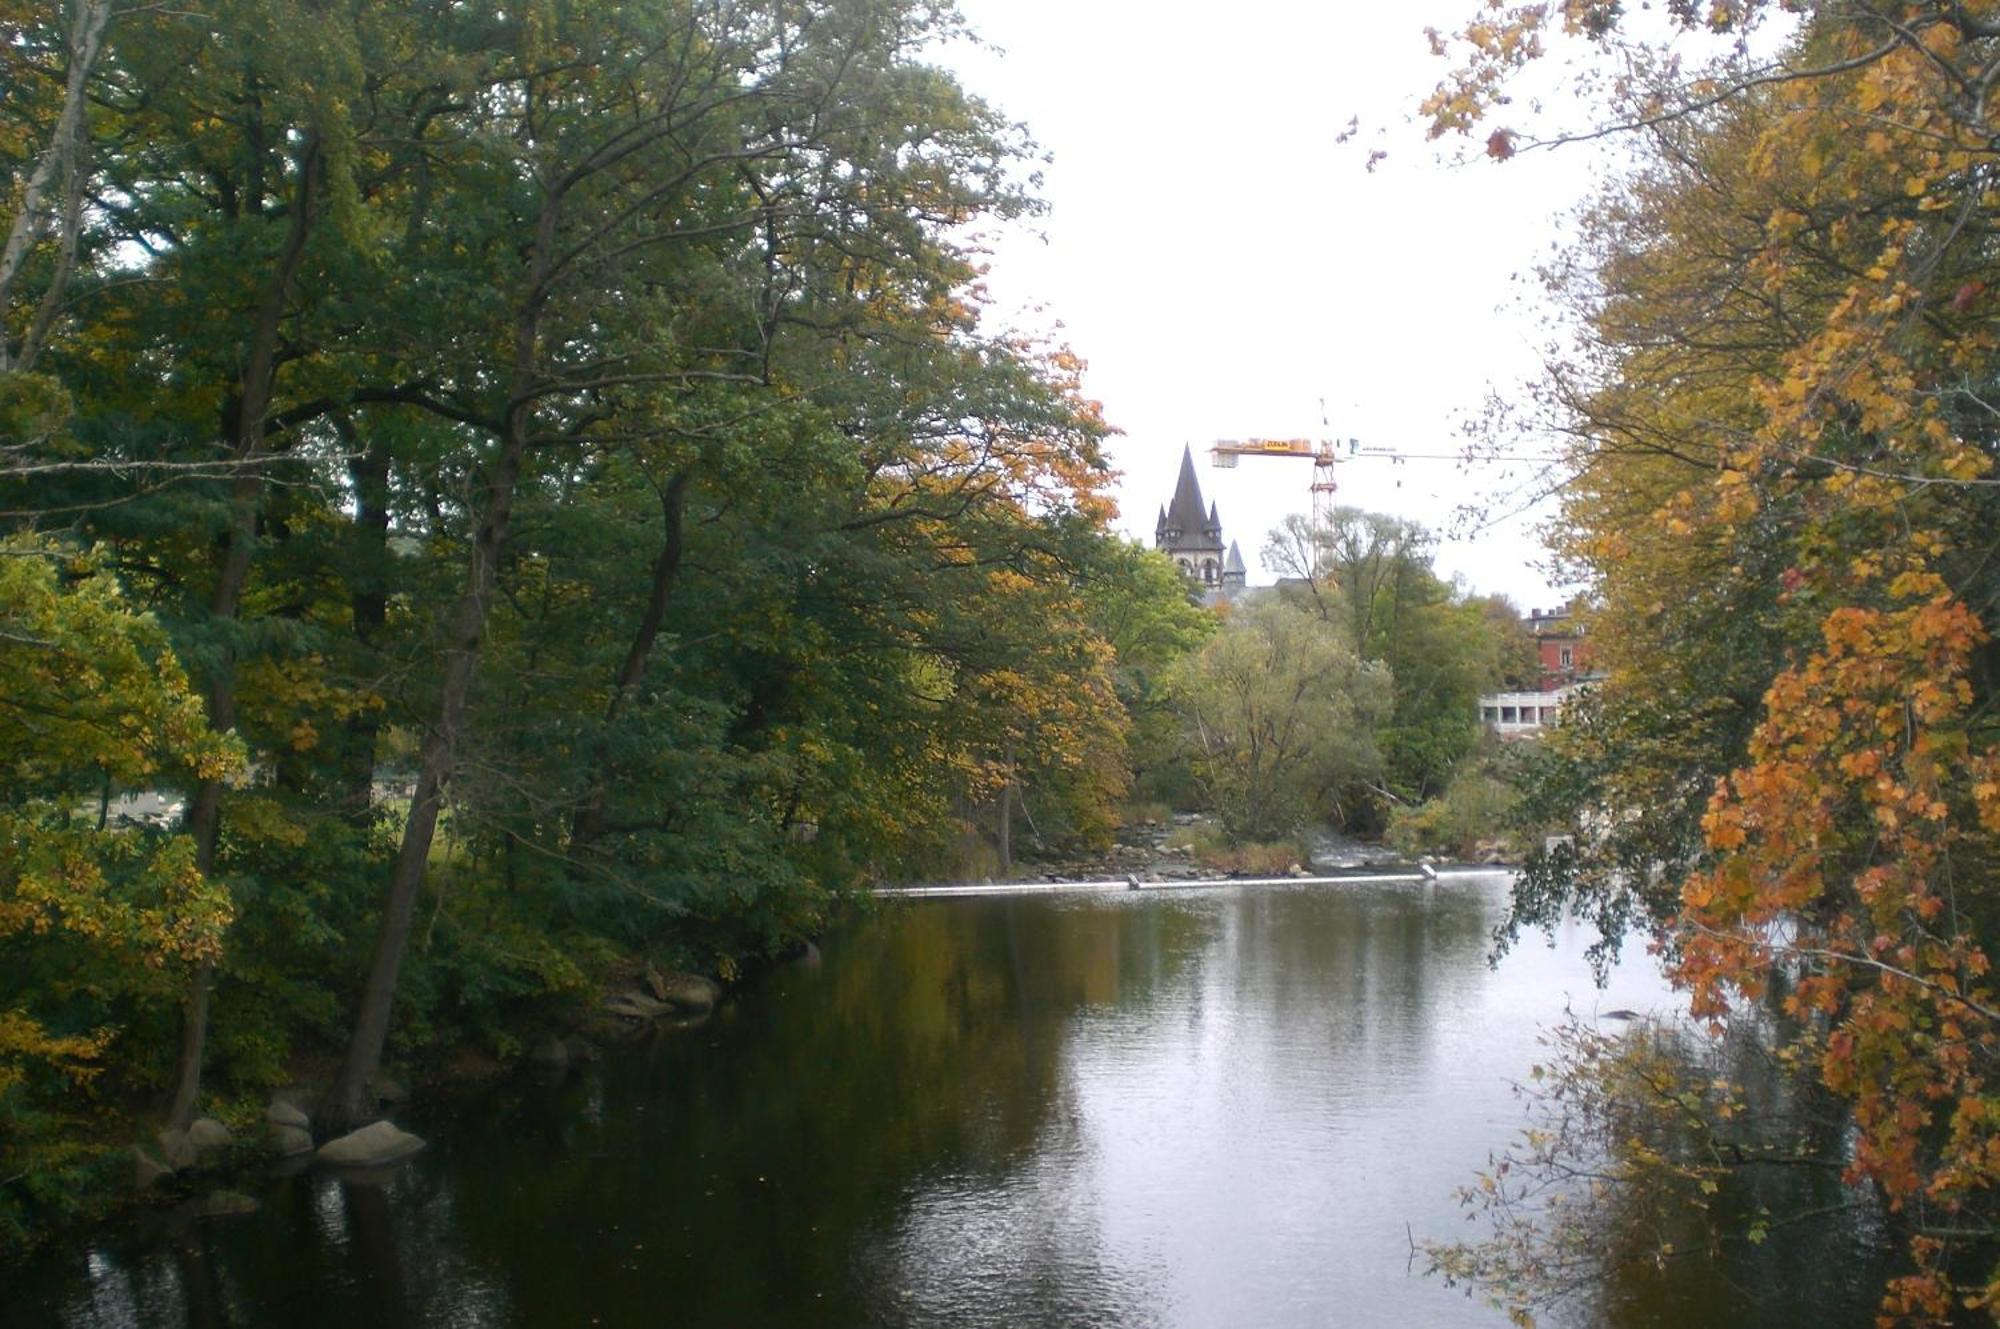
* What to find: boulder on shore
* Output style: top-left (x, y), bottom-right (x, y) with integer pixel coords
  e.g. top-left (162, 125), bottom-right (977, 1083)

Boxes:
top-left (266, 1098), bottom-right (310, 1130)
top-left (603, 989), bottom-right (670, 1020)
top-left (187, 1117), bottom-right (232, 1151)
top-left (316, 1121), bottom-right (425, 1169)
top-left (155, 1127), bottom-right (196, 1170)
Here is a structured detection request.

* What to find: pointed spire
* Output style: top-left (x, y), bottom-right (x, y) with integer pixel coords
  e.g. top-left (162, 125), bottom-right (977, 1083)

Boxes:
top-left (1206, 500), bottom-right (1220, 539)
top-left (1225, 540), bottom-right (1247, 576)
top-left (1155, 504), bottom-right (1168, 537)
top-left (1164, 444), bottom-right (1209, 546)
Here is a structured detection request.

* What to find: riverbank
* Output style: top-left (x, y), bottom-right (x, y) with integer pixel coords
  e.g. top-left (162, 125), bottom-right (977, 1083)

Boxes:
top-left (977, 815), bottom-right (1514, 890)
top-left (4, 818), bottom-right (1510, 1269)
top-left (0, 952), bottom-right (749, 1268)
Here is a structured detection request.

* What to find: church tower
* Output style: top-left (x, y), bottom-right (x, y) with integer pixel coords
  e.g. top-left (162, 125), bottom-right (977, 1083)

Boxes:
top-left (1154, 445), bottom-right (1228, 589)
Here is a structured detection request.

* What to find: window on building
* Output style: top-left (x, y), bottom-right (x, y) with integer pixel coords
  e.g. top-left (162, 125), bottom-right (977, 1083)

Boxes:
top-left (1501, 706), bottom-right (1518, 724)
top-left (1559, 645), bottom-right (1573, 669)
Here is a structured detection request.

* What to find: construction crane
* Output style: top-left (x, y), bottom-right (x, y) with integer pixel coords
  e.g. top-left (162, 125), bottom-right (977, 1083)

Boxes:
top-left (1208, 437), bottom-right (1346, 574)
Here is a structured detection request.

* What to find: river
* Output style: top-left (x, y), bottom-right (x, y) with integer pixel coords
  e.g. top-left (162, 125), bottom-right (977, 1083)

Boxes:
top-left (11, 874), bottom-right (1891, 1327)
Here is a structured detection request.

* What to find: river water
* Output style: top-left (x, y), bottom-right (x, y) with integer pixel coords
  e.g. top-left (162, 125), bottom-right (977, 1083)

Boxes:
top-left (13, 874), bottom-right (1891, 1327)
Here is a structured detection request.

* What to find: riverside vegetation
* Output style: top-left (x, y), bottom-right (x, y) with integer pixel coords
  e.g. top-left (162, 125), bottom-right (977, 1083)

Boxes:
top-left (0, 0), bottom-right (1531, 1257)
top-left (1418, 2), bottom-right (2000, 1324)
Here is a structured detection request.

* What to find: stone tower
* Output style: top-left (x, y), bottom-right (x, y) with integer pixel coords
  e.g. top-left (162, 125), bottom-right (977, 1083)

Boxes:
top-left (1154, 444), bottom-right (1229, 590)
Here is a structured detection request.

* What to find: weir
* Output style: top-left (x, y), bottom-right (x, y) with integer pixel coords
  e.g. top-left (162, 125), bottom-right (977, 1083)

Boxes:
top-left (875, 866), bottom-right (1485, 900)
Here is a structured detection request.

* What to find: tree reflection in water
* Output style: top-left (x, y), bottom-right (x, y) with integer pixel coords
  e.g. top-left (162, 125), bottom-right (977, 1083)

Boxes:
top-left (15, 878), bottom-right (1884, 1329)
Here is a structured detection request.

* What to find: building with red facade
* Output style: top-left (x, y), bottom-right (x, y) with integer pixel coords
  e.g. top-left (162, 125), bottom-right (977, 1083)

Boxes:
top-left (1478, 603), bottom-right (1598, 736)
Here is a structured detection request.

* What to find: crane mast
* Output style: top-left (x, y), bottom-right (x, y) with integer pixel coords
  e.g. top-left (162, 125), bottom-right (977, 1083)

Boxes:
top-left (1208, 437), bottom-right (1341, 577)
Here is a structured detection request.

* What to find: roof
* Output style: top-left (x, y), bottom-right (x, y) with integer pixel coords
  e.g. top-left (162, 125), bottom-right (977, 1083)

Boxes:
top-left (1164, 444), bottom-right (1213, 540)
top-left (1224, 540), bottom-right (1246, 574)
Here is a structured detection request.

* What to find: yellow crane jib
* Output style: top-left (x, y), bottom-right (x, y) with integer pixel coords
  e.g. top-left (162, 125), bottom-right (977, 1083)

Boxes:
top-left (1203, 437), bottom-right (1343, 580)
top-left (1207, 438), bottom-right (1317, 468)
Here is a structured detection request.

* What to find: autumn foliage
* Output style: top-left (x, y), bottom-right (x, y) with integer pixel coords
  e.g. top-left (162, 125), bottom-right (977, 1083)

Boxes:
top-left (1426, 0), bottom-right (2000, 1319)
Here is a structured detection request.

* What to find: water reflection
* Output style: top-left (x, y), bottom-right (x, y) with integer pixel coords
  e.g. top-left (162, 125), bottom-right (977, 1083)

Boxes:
top-left (12, 876), bottom-right (1882, 1328)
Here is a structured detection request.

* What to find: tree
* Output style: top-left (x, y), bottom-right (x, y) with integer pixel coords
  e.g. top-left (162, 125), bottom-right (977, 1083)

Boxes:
top-left (0, 0), bottom-right (111, 377)
top-left (1428, 2), bottom-right (2000, 1319)
top-left (1266, 509), bottom-right (1508, 808)
top-left (0, 538), bottom-right (236, 1236)
top-left (0, 0), bottom-right (1146, 1232)
top-left (1079, 538), bottom-right (1217, 809)
top-left (1165, 597), bottom-right (1390, 839)
top-left (323, 0), bottom-right (1053, 1128)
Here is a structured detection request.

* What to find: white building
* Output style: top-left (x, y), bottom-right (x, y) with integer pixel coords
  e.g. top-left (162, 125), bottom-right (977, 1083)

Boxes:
top-left (1478, 686), bottom-right (1580, 736)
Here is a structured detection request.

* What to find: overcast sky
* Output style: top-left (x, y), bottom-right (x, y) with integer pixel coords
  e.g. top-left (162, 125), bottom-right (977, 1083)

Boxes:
top-left (938, 2), bottom-right (1610, 611)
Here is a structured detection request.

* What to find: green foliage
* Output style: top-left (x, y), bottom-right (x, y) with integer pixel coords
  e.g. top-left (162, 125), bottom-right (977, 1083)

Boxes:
top-left (1165, 596), bottom-right (1391, 839)
top-left (1083, 539), bottom-right (1217, 810)
top-left (1385, 746), bottom-right (1526, 861)
top-left (0, 0), bottom-right (1184, 1248)
top-left (1265, 509), bottom-right (1516, 822)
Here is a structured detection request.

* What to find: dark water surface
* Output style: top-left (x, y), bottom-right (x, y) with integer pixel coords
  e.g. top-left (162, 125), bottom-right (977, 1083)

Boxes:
top-left (12, 875), bottom-right (1890, 1327)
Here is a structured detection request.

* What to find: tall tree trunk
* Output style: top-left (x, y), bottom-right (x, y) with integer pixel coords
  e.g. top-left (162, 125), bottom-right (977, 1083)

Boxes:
top-left (996, 741), bottom-right (1015, 875)
top-left (165, 137), bottom-right (321, 1132)
top-left (0, 0), bottom-right (110, 373)
top-left (320, 188), bottom-right (560, 1132)
top-left (337, 417), bottom-right (392, 822)
top-left (569, 468), bottom-right (693, 853)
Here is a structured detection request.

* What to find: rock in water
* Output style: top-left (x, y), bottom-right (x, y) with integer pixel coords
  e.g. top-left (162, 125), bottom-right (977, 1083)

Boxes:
top-left (655, 972), bottom-right (720, 1013)
top-left (316, 1121), bottom-right (425, 1169)
top-left (132, 1146), bottom-right (173, 1190)
top-left (191, 1190), bottom-right (260, 1219)
top-left (528, 1034), bottom-right (569, 1071)
top-left (267, 1123), bottom-right (314, 1157)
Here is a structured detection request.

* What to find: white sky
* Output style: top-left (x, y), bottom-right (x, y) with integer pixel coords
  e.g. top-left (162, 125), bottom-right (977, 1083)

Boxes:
top-left (941, 1), bottom-right (1609, 611)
